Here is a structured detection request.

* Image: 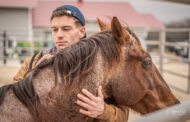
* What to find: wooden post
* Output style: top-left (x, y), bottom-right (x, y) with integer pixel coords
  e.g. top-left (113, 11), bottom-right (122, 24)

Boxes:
top-left (28, 8), bottom-right (34, 56)
top-left (188, 31), bottom-right (190, 94)
top-left (159, 28), bottom-right (165, 74)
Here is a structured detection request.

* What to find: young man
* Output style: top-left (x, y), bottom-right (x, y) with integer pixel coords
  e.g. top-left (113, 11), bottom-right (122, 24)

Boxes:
top-left (13, 5), bottom-right (128, 122)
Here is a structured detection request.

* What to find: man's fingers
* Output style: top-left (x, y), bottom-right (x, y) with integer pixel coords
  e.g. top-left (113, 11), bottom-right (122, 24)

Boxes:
top-left (82, 89), bottom-right (96, 101)
top-left (98, 86), bottom-right (103, 99)
top-left (76, 100), bottom-right (92, 110)
top-left (77, 94), bottom-right (95, 107)
top-left (77, 88), bottom-right (106, 118)
top-left (79, 109), bottom-right (91, 116)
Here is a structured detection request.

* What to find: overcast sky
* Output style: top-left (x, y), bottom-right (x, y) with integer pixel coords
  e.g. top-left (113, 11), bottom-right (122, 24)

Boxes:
top-left (83, 0), bottom-right (190, 24)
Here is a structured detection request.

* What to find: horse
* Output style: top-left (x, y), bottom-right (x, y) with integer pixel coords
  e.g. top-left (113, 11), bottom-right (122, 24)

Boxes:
top-left (0, 17), bottom-right (179, 122)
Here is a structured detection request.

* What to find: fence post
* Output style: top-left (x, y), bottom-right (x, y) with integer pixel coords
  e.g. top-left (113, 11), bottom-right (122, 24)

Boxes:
top-left (159, 28), bottom-right (165, 74)
top-left (28, 8), bottom-right (34, 56)
top-left (3, 31), bottom-right (7, 64)
top-left (188, 31), bottom-right (190, 94)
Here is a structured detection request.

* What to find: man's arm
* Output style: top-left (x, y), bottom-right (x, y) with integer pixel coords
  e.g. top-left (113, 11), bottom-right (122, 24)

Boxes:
top-left (12, 51), bottom-right (43, 83)
top-left (12, 57), bottom-right (31, 83)
top-left (77, 86), bottom-right (129, 122)
top-left (97, 104), bottom-right (129, 122)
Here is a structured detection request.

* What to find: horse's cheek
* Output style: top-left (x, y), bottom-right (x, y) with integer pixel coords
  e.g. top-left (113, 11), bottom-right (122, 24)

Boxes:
top-left (111, 77), bottom-right (130, 105)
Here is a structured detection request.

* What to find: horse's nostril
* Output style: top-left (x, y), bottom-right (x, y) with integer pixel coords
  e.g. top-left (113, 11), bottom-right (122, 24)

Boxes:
top-left (175, 99), bottom-right (180, 104)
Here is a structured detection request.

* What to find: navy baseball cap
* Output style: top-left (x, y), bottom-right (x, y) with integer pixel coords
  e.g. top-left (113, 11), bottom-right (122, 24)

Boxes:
top-left (59, 5), bottom-right (85, 26)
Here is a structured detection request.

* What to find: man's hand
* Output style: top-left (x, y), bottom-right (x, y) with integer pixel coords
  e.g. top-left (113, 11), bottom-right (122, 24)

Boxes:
top-left (76, 86), bottom-right (105, 118)
top-left (35, 54), bottom-right (53, 66)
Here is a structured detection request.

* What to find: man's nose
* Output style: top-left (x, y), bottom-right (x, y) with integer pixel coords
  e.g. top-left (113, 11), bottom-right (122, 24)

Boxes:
top-left (57, 29), bottom-right (64, 38)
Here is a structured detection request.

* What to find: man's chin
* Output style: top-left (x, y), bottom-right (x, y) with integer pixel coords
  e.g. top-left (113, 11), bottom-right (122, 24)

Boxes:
top-left (57, 45), bottom-right (68, 50)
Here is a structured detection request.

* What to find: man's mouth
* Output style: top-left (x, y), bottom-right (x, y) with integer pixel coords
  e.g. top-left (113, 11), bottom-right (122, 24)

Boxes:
top-left (56, 41), bottom-right (68, 46)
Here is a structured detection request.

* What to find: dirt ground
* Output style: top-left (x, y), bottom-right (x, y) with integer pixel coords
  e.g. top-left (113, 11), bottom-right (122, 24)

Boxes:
top-left (0, 59), bottom-right (190, 121)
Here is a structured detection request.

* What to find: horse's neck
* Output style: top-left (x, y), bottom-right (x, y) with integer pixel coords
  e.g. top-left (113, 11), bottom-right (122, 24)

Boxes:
top-left (32, 56), bottom-right (106, 101)
top-left (82, 52), bottom-right (113, 100)
top-left (31, 63), bottom-right (99, 121)
top-left (33, 66), bottom-right (55, 100)
top-left (32, 53), bottom-right (112, 121)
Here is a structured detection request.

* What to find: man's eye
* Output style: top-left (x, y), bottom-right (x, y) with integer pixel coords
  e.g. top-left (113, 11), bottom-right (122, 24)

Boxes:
top-left (52, 29), bottom-right (58, 32)
top-left (63, 28), bottom-right (71, 31)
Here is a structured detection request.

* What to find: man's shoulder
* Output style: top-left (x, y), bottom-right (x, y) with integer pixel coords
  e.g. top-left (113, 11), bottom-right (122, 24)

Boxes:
top-left (28, 50), bottom-right (44, 70)
top-left (26, 48), bottom-right (54, 70)
top-left (32, 50), bottom-right (44, 61)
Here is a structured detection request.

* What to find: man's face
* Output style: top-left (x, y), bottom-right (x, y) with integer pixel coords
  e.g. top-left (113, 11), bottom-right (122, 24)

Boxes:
top-left (51, 16), bottom-right (85, 50)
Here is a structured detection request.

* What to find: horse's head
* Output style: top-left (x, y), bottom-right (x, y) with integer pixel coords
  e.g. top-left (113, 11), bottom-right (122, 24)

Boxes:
top-left (97, 17), bottom-right (180, 114)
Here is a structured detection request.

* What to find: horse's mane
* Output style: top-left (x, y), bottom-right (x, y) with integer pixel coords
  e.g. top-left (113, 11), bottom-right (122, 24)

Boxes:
top-left (0, 84), bottom-right (12, 105)
top-left (48, 31), bottom-right (123, 90)
top-left (126, 27), bottom-right (141, 44)
top-left (0, 30), bottom-right (125, 121)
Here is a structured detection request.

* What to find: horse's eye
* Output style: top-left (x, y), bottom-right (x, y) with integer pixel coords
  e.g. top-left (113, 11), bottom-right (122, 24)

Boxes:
top-left (142, 60), bottom-right (152, 68)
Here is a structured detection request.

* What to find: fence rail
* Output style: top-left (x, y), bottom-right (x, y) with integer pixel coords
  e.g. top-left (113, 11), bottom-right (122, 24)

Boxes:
top-left (132, 101), bottom-right (190, 122)
top-left (0, 30), bottom-right (51, 64)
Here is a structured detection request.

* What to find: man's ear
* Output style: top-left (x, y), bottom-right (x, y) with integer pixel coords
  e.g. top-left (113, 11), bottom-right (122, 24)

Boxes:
top-left (97, 18), bottom-right (109, 31)
top-left (79, 26), bottom-right (86, 38)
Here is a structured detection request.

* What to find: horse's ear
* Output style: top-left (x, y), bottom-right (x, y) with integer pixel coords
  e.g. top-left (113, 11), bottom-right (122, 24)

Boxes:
top-left (111, 17), bottom-right (128, 45)
top-left (97, 18), bottom-right (108, 31)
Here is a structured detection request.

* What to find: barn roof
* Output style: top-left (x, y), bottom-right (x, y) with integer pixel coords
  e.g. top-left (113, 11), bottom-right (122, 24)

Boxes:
top-left (32, 1), bottom-right (164, 28)
top-left (0, 0), bottom-right (164, 28)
